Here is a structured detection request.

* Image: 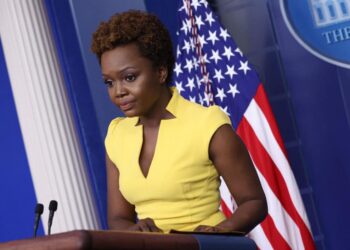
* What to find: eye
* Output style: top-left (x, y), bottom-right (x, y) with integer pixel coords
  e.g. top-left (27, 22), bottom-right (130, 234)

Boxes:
top-left (125, 74), bottom-right (136, 82)
top-left (103, 79), bottom-right (113, 88)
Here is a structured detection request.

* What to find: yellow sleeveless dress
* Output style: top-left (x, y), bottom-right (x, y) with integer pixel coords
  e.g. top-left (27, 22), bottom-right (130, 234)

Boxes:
top-left (105, 88), bottom-right (231, 232)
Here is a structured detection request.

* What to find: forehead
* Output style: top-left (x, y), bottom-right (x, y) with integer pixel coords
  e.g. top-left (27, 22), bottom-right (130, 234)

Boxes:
top-left (101, 43), bottom-right (151, 72)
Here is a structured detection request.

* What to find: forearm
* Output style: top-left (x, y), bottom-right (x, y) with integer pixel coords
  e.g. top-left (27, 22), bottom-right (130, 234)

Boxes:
top-left (108, 217), bottom-right (136, 230)
top-left (217, 199), bottom-right (267, 234)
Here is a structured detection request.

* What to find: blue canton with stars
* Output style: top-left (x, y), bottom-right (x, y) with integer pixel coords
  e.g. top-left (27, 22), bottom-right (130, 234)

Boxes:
top-left (172, 0), bottom-right (261, 129)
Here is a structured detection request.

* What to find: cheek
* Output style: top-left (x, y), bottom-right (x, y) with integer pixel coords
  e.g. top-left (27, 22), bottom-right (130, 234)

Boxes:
top-left (131, 78), bottom-right (158, 99)
top-left (138, 85), bottom-right (160, 105)
top-left (107, 87), bottom-right (118, 103)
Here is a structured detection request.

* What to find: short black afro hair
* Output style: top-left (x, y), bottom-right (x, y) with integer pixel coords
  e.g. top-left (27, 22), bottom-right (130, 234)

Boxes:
top-left (91, 10), bottom-right (175, 84)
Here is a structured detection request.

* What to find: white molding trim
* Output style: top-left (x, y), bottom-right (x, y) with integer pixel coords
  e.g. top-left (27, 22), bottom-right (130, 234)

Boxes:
top-left (0, 0), bottom-right (100, 233)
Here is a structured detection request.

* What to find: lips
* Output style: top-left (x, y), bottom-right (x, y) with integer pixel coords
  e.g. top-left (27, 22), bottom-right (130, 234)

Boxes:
top-left (119, 101), bottom-right (135, 112)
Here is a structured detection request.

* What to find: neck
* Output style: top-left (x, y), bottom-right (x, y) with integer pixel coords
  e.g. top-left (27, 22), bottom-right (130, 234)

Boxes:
top-left (138, 86), bottom-right (173, 127)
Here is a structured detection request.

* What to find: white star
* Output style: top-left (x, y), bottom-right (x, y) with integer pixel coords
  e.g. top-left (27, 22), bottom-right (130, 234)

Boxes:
top-left (184, 58), bottom-right (194, 73)
top-left (223, 46), bottom-right (234, 60)
top-left (182, 40), bottom-right (191, 54)
top-left (201, 72), bottom-right (210, 85)
top-left (176, 46), bottom-right (181, 57)
top-left (195, 15), bottom-right (205, 30)
top-left (210, 49), bottom-right (222, 64)
top-left (175, 81), bottom-right (185, 93)
top-left (220, 106), bottom-right (230, 116)
top-left (213, 69), bottom-right (224, 83)
top-left (197, 54), bottom-right (209, 67)
top-left (238, 60), bottom-right (251, 75)
top-left (186, 18), bottom-right (192, 32)
top-left (207, 30), bottom-right (219, 45)
top-left (178, 0), bottom-right (186, 12)
top-left (235, 47), bottom-right (243, 56)
top-left (198, 93), bottom-right (204, 105)
top-left (174, 62), bottom-right (183, 77)
top-left (189, 96), bottom-right (196, 102)
top-left (191, 0), bottom-right (201, 10)
top-left (198, 34), bottom-right (208, 47)
top-left (201, 53), bottom-right (210, 64)
top-left (180, 20), bottom-right (189, 35)
top-left (200, 0), bottom-right (208, 8)
top-left (189, 37), bottom-right (195, 51)
top-left (196, 75), bottom-right (202, 88)
top-left (227, 83), bottom-right (240, 98)
top-left (225, 65), bottom-right (237, 79)
top-left (203, 91), bottom-right (211, 106)
top-left (192, 56), bottom-right (199, 70)
top-left (220, 27), bottom-right (230, 41)
top-left (205, 12), bottom-right (215, 26)
top-left (215, 87), bottom-right (227, 102)
top-left (194, 58), bottom-right (200, 68)
top-left (186, 77), bottom-right (196, 92)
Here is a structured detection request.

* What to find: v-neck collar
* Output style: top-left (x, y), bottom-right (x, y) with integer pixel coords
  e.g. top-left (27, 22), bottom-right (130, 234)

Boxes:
top-left (164, 87), bottom-right (181, 117)
top-left (132, 87), bottom-right (184, 179)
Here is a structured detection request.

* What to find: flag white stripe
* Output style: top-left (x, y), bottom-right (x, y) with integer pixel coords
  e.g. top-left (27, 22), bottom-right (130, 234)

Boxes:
top-left (244, 99), bottom-right (311, 228)
top-left (254, 163), bottom-right (305, 250)
top-left (220, 159), bottom-right (304, 249)
top-left (219, 177), bottom-right (232, 208)
top-left (219, 177), bottom-right (237, 212)
top-left (249, 225), bottom-right (274, 250)
top-left (220, 179), bottom-right (275, 250)
top-left (220, 178), bottom-right (275, 249)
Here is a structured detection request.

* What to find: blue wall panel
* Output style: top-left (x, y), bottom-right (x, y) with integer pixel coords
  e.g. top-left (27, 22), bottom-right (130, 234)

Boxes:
top-left (0, 40), bottom-right (44, 242)
top-left (68, 0), bottom-right (147, 140)
top-left (268, 1), bottom-right (350, 249)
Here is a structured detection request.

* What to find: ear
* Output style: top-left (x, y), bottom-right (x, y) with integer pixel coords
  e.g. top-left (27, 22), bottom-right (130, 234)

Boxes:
top-left (158, 66), bottom-right (168, 84)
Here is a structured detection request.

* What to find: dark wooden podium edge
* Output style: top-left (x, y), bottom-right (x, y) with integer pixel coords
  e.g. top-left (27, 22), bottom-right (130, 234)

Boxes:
top-left (0, 230), bottom-right (92, 250)
top-left (0, 230), bottom-right (200, 250)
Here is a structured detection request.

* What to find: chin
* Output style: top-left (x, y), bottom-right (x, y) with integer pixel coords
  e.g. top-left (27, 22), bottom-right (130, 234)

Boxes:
top-left (122, 109), bottom-right (139, 117)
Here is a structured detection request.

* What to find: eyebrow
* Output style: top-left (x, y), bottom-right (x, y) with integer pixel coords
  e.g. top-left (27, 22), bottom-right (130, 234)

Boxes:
top-left (102, 66), bottom-right (138, 78)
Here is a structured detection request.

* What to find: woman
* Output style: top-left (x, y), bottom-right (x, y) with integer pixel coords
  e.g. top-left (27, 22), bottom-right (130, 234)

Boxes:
top-left (91, 10), bottom-right (267, 234)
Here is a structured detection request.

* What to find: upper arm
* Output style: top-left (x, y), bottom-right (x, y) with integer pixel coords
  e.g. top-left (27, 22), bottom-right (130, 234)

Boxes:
top-left (209, 124), bottom-right (265, 205)
top-left (106, 153), bottom-right (136, 225)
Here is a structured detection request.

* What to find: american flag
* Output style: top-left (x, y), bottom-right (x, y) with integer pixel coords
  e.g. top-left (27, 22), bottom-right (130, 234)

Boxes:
top-left (173, 0), bottom-right (316, 249)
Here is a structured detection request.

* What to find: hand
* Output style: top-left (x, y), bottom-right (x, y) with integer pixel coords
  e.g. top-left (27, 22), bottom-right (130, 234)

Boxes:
top-left (194, 225), bottom-right (227, 233)
top-left (127, 218), bottom-right (163, 233)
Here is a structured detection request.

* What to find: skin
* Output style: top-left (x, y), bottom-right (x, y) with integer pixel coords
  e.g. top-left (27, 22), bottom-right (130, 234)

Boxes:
top-left (102, 43), bottom-right (267, 233)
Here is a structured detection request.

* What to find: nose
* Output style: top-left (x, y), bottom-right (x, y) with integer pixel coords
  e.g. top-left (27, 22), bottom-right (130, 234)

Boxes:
top-left (111, 81), bottom-right (127, 98)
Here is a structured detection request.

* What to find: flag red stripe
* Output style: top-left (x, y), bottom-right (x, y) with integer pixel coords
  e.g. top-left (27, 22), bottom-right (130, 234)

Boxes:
top-left (237, 117), bottom-right (315, 250)
top-left (260, 214), bottom-right (292, 250)
top-left (221, 199), bottom-right (284, 250)
top-left (254, 84), bottom-right (288, 158)
top-left (220, 199), bottom-right (233, 218)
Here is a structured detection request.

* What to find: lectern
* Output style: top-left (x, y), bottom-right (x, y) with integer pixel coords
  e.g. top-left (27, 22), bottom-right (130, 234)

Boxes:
top-left (0, 230), bottom-right (257, 250)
